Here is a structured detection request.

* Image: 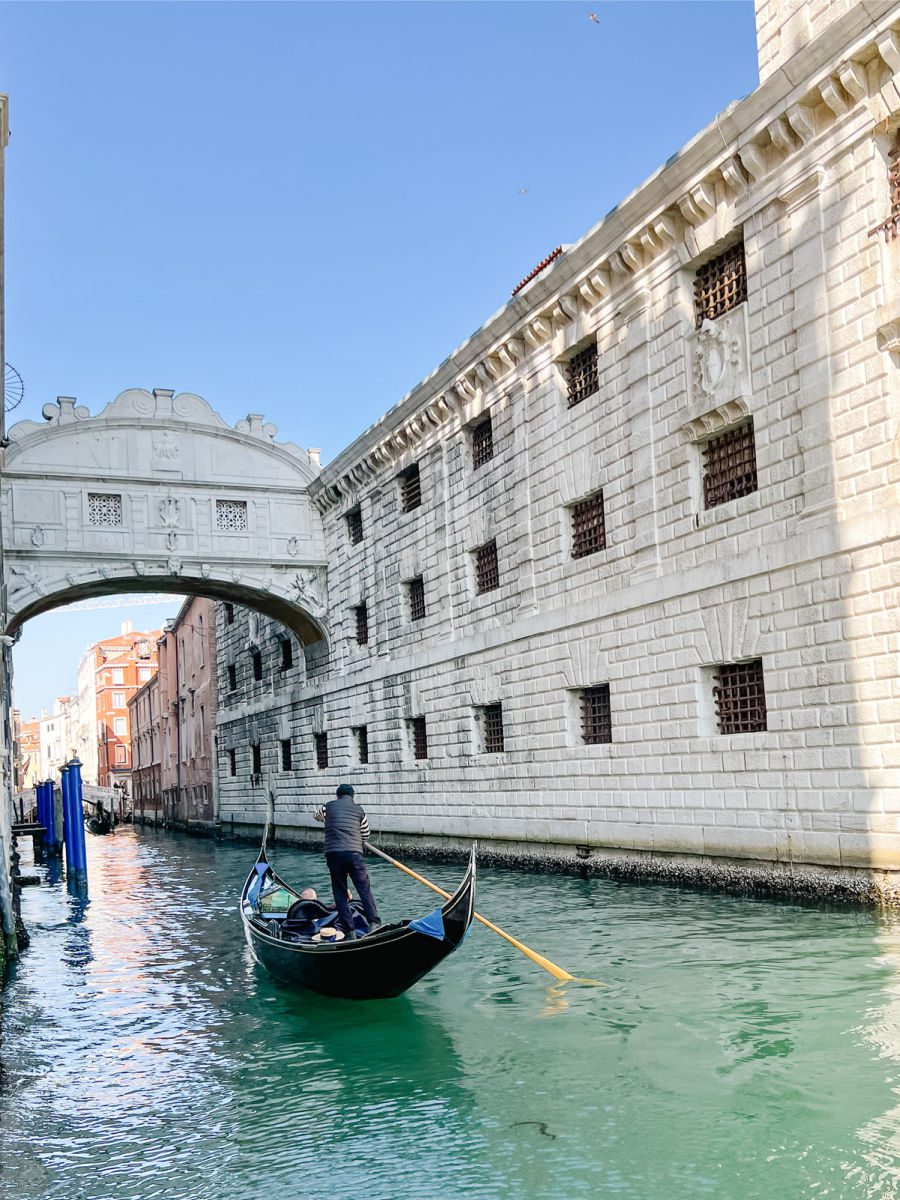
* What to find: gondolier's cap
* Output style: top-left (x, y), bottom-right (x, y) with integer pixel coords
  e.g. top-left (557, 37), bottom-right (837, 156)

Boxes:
top-left (336, 783), bottom-right (355, 798)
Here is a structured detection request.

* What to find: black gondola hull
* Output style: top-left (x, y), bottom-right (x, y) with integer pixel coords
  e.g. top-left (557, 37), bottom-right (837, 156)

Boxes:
top-left (241, 848), bottom-right (475, 1000)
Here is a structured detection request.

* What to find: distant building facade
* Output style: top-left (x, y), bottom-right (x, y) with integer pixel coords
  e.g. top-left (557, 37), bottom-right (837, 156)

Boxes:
top-left (39, 696), bottom-right (72, 781)
top-left (12, 711), bottom-right (41, 792)
top-left (130, 673), bottom-right (161, 822)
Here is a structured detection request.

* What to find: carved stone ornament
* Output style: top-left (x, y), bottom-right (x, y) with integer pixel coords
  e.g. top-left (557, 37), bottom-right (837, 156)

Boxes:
top-left (133, 561), bottom-right (147, 575)
top-left (200, 562), bottom-right (211, 578)
top-left (286, 536), bottom-right (299, 558)
top-left (9, 565), bottom-right (43, 595)
top-left (158, 495), bottom-right (182, 528)
top-left (165, 530), bottom-right (178, 551)
top-left (152, 430), bottom-right (181, 466)
top-left (686, 308), bottom-right (751, 416)
top-left (167, 557), bottom-right (183, 576)
top-left (30, 526), bottom-right (45, 548)
top-left (291, 567), bottom-right (326, 616)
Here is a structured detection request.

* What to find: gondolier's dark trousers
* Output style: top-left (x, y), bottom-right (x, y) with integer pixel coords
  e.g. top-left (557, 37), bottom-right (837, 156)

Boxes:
top-left (325, 851), bottom-right (380, 935)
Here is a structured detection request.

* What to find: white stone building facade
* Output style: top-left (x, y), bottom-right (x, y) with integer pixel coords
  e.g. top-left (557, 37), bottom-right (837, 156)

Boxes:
top-left (213, 1), bottom-right (900, 897)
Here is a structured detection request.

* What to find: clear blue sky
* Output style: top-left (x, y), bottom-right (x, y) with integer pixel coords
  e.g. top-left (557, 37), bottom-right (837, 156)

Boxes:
top-left (3, 0), bottom-right (758, 717)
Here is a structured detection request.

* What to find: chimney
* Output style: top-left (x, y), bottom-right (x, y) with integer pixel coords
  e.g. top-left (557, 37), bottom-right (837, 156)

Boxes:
top-left (121, 619), bottom-right (133, 635)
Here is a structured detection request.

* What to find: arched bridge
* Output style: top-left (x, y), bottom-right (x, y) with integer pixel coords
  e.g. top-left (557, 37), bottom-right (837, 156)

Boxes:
top-left (1, 388), bottom-right (329, 643)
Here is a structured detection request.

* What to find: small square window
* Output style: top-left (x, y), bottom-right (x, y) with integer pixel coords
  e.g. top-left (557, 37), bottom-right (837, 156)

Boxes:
top-left (471, 416), bottom-right (494, 470)
top-left (354, 603), bottom-right (369, 646)
top-left (280, 638), bottom-right (293, 670)
top-left (702, 420), bottom-right (758, 509)
top-left (346, 507), bottom-right (364, 545)
top-left (410, 716), bottom-right (428, 760)
top-left (315, 732), bottom-right (329, 769)
top-left (216, 499), bottom-right (248, 532)
top-left (694, 242), bottom-right (747, 328)
top-left (88, 493), bottom-right (123, 527)
top-left (475, 541), bottom-right (499, 595)
top-left (570, 492), bottom-right (606, 559)
top-left (479, 703), bottom-right (505, 754)
top-left (280, 738), bottom-right (292, 771)
top-left (713, 659), bottom-right (767, 734)
top-left (227, 663), bottom-right (237, 691)
top-left (354, 725), bottom-right (369, 766)
top-left (399, 463), bottom-right (421, 513)
top-left (251, 744), bottom-right (262, 775)
top-left (408, 576), bottom-right (426, 622)
top-left (564, 344), bottom-right (599, 408)
top-left (580, 685), bottom-right (612, 744)
top-left (228, 749), bottom-right (237, 777)
top-left (252, 650), bottom-right (263, 681)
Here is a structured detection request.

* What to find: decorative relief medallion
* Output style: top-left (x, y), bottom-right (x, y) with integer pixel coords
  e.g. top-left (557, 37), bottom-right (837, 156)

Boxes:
top-left (286, 536), bottom-right (299, 557)
top-left (133, 561), bottom-right (147, 575)
top-left (693, 318), bottom-right (742, 400)
top-left (158, 495), bottom-right (182, 528)
top-left (9, 565), bottom-right (43, 596)
top-left (165, 530), bottom-right (178, 551)
top-left (200, 562), bottom-right (211, 578)
top-left (166, 557), bottom-right (183, 576)
top-left (152, 430), bottom-right (181, 466)
top-left (30, 526), bottom-right (45, 548)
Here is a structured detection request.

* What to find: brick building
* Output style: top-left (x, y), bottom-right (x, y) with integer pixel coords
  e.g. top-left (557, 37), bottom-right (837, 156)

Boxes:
top-left (12, 711), bottom-right (41, 792)
top-left (213, 1), bottom-right (900, 895)
top-left (90, 625), bottom-right (159, 790)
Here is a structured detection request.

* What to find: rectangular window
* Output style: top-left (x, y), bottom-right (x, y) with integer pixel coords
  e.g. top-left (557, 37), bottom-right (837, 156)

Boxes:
top-left (694, 242), bottom-right (747, 328)
top-left (702, 420), bottom-right (757, 509)
top-left (564, 344), bottom-right (599, 408)
top-left (227, 663), bottom-right (237, 691)
top-left (87, 493), bottom-right (123, 527)
top-left (410, 716), bottom-right (428, 760)
top-left (114, 716), bottom-right (127, 736)
top-left (480, 703), bottom-right (505, 754)
top-left (224, 603), bottom-right (235, 625)
top-left (408, 576), bottom-right (426, 622)
top-left (280, 638), bottom-right (293, 670)
top-left (252, 650), bottom-right (263, 681)
top-left (713, 659), bottom-right (767, 734)
top-left (115, 745), bottom-right (127, 764)
top-left (580, 685), bottom-right (612, 744)
top-left (354, 603), bottom-right (369, 646)
top-left (229, 748), bottom-right (237, 777)
top-left (251, 743), bottom-right (262, 775)
top-left (570, 492), bottom-right (606, 559)
top-left (315, 732), bottom-right (329, 769)
top-left (216, 499), bottom-right (248, 531)
top-left (346, 507), bottom-right (364, 545)
top-left (139, 668), bottom-right (152, 682)
top-left (280, 738), bottom-right (292, 771)
top-left (471, 416), bottom-right (494, 469)
top-left (475, 540), bottom-right (499, 595)
top-left (399, 463), bottom-right (421, 513)
top-left (112, 669), bottom-right (125, 685)
top-left (355, 725), bottom-right (369, 765)
top-left (112, 691), bottom-right (126, 708)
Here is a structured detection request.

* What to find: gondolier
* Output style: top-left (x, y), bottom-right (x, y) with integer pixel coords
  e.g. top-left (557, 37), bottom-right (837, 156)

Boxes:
top-left (314, 784), bottom-right (381, 939)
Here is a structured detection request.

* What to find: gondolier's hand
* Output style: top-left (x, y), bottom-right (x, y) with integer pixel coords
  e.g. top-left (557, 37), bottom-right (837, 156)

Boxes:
top-left (313, 806), bottom-right (325, 823)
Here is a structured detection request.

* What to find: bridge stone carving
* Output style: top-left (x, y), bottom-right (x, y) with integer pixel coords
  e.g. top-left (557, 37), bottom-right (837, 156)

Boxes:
top-left (1, 388), bottom-right (329, 644)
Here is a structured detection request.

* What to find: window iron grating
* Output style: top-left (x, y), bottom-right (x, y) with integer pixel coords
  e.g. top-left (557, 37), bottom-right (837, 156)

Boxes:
top-left (565, 344), bottom-right (599, 408)
top-left (580, 685), bottom-right (612, 744)
top-left (869, 143), bottom-right (900, 241)
top-left (216, 499), bottom-right (248, 532)
top-left (475, 541), bottom-right (499, 594)
top-left (88, 493), bottom-right (123, 527)
top-left (315, 732), bottom-right (329, 769)
top-left (713, 659), bottom-right (767, 734)
top-left (355, 603), bottom-right (369, 646)
top-left (693, 243), bottom-right (747, 327)
top-left (411, 716), bottom-right (428, 760)
top-left (472, 417), bottom-right (494, 469)
top-left (399, 464), bottom-right (422, 513)
top-left (346, 508), bottom-right (364, 545)
top-left (408, 576), bottom-right (426, 622)
top-left (702, 420), bottom-right (758, 509)
top-left (571, 492), bottom-right (606, 559)
top-left (482, 703), bottom-right (505, 753)
top-left (356, 725), bottom-right (369, 765)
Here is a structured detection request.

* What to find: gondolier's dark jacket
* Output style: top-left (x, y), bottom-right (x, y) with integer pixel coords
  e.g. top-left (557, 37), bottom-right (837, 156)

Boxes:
top-left (313, 796), bottom-right (371, 855)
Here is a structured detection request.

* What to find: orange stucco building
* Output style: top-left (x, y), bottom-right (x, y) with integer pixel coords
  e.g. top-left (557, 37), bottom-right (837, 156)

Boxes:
top-left (91, 627), bottom-right (161, 790)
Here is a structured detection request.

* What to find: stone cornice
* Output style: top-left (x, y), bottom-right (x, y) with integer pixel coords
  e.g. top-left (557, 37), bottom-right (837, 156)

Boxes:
top-left (311, 3), bottom-right (900, 515)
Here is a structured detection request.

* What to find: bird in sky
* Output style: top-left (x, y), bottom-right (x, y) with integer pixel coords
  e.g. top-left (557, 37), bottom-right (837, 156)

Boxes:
top-left (588, 11), bottom-right (600, 23)
top-left (517, 188), bottom-right (529, 195)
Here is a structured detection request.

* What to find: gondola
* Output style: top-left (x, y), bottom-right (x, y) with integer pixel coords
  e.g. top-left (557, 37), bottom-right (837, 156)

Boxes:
top-left (85, 808), bottom-right (114, 835)
top-left (240, 843), bottom-right (476, 1000)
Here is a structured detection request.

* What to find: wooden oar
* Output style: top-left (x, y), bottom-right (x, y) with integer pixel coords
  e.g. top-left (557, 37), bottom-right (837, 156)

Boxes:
top-left (366, 842), bottom-right (576, 983)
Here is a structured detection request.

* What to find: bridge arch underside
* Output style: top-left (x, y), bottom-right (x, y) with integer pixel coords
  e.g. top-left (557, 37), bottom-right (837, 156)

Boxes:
top-left (6, 571), bottom-right (328, 647)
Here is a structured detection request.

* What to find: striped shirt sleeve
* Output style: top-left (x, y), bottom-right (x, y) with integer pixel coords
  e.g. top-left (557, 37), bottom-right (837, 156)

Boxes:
top-left (360, 810), bottom-right (371, 841)
top-left (313, 806), bottom-right (326, 823)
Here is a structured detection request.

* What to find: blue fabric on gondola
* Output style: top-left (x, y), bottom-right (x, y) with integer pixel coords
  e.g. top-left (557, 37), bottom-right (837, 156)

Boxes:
top-left (408, 908), bottom-right (445, 941)
top-left (247, 863), bottom-right (268, 909)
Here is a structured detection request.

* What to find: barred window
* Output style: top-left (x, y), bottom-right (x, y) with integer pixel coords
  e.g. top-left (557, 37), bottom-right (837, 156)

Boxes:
top-left (702, 420), bottom-right (758, 509)
top-left (252, 649), bottom-right (263, 681)
top-left (216, 499), bottom-right (249, 532)
top-left (571, 492), bottom-right (606, 559)
top-left (472, 416), bottom-right (494, 469)
top-left (280, 738), bottom-right (292, 771)
top-left (355, 725), bottom-right (369, 766)
top-left (564, 343), bottom-right (599, 408)
top-left (475, 540), bottom-right (499, 594)
top-left (399, 464), bottom-right (421, 513)
top-left (694, 243), bottom-right (747, 328)
top-left (315, 732), bottom-right (329, 769)
top-left (280, 638), bottom-right (293, 670)
top-left (88, 493), bottom-right (123, 527)
top-left (408, 576), bottom-right (426, 622)
top-left (355, 603), bottom-right (369, 646)
top-left (580, 685), bottom-right (612, 744)
top-left (480, 703), bottom-right (505, 754)
top-left (251, 744), bottom-right (261, 775)
top-left (227, 663), bottom-right (237, 691)
top-left (411, 716), bottom-right (428, 760)
top-left (229, 748), bottom-right (236, 777)
top-left (224, 603), bottom-right (235, 625)
top-left (713, 660), bottom-right (767, 734)
top-left (346, 507), bottom-right (364, 545)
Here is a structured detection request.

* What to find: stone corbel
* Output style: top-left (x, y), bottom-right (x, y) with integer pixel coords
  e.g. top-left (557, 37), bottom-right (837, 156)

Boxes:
top-left (837, 60), bottom-right (868, 102)
top-left (721, 156), bottom-right (750, 196)
top-left (786, 103), bottom-right (817, 145)
top-left (877, 315), bottom-right (900, 359)
top-left (738, 142), bottom-right (768, 183)
top-left (768, 116), bottom-right (797, 156)
top-left (819, 76), bottom-right (850, 117)
top-left (877, 29), bottom-right (900, 76)
top-left (523, 316), bottom-right (552, 347)
top-left (620, 241), bottom-right (643, 273)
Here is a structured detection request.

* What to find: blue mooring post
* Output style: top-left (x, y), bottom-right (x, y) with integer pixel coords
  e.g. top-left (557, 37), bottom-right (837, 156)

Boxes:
top-left (33, 784), bottom-right (45, 861)
top-left (67, 758), bottom-right (88, 883)
top-left (44, 780), bottom-right (60, 856)
top-left (60, 765), bottom-right (74, 875)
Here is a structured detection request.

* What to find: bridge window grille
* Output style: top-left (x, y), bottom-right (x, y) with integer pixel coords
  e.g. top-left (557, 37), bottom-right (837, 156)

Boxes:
top-left (399, 464), bottom-right (421, 513)
top-left (713, 659), bottom-right (767, 734)
top-left (88, 493), bottom-right (123, 527)
top-left (280, 638), bottom-right (293, 670)
top-left (694, 242), bottom-right (747, 327)
top-left (480, 703), bottom-right (505, 754)
top-left (475, 540), bottom-right (499, 594)
top-left (315, 732), bottom-right (329, 769)
top-left (408, 576), bottom-right (426, 622)
top-left (355, 725), bottom-right (369, 765)
top-left (580, 685), bottom-right (612, 744)
top-left (565, 344), bottom-right (599, 408)
top-left (411, 716), bottom-right (428, 760)
top-left (702, 420), bottom-right (757, 509)
top-left (354, 603), bottom-right (369, 646)
top-left (571, 492), bottom-right (606, 559)
top-left (280, 738), bottom-right (292, 771)
top-left (472, 416), bottom-right (494, 469)
top-left (251, 650), bottom-right (263, 681)
top-left (227, 663), bottom-right (237, 691)
top-left (346, 507), bottom-right (364, 545)
top-left (251, 744), bottom-right (262, 775)
top-left (216, 499), bottom-right (248, 532)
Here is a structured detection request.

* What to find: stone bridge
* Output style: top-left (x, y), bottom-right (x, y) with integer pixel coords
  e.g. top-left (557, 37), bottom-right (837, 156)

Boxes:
top-left (1, 388), bottom-right (329, 644)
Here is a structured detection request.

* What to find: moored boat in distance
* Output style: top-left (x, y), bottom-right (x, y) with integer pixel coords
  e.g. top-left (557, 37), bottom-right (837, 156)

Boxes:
top-left (240, 844), bottom-right (476, 1000)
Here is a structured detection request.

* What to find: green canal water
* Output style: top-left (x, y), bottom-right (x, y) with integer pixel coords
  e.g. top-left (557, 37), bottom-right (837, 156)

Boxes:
top-left (2, 830), bottom-right (900, 1199)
